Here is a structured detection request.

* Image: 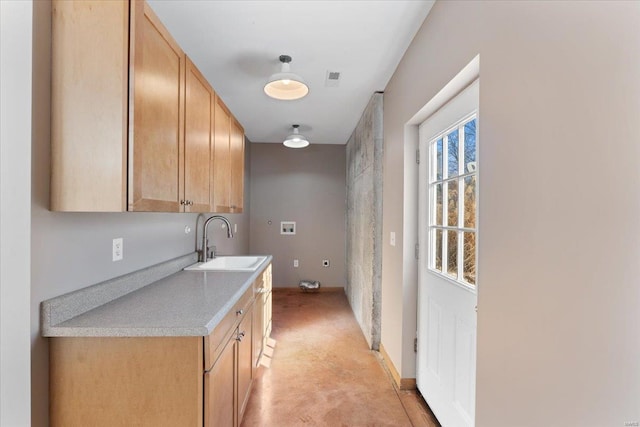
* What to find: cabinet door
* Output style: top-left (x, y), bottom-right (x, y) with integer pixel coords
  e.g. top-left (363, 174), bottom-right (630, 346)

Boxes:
top-left (253, 291), bottom-right (264, 368)
top-left (237, 305), bottom-right (254, 423)
top-left (213, 96), bottom-right (231, 212)
top-left (129, 0), bottom-right (185, 212)
top-left (229, 118), bottom-right (245, 213)
top-left (184, 57), bottom-right (214, 212)
top-left (263, 265), bottom-right (273, 342)
top-left (205, 336), bottom-right (236, 427)
top-left (50, 337), bottom-right (203, 426)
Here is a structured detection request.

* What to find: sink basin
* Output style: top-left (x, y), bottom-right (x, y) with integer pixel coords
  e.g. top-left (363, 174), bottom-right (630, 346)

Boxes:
top-left (184, 256), bottom-right (267, 272)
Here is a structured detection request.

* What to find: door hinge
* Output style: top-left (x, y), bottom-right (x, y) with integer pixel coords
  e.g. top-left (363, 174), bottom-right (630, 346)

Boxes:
top-left (416, 149), bottom-right (420, 165)
top-left (415, 243), bottom-right (419, 260)
top-left (414, 338), bottom-right (418, 352)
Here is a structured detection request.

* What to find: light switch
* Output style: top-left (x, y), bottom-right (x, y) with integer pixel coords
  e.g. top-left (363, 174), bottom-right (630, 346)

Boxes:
top-left (390, 232), bottom-right (396, 247)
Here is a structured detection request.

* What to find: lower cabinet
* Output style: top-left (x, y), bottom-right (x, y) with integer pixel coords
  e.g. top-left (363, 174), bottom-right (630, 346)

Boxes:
top-left (262, 264), bottom-right (273, 351)
top-left (252, 264), bottom-right (272, 369)
top-left (49, 264), bottom-right (272, 427)
top-left (236, 302), bottom-right (254, 421)
top-left (199, 264), bottom-right (273, 426)
top-left (205, 331), bottom-right (235, 427)
top-left (252, 288), bottom-right (264, 368)
top-left (50, 336), bottom-right (205, 426)
top-left (205, 298), bottom-right (254, 427)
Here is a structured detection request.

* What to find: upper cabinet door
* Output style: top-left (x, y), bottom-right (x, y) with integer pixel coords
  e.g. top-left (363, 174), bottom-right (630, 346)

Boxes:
top-left (229, 119), bottom-right (245, 213)
top-left (184, 57), bottom-right (214, 213)
top-left (213, 96), bottom-right (232, 213)
top-left (128, 0), bottom-right (186, 212)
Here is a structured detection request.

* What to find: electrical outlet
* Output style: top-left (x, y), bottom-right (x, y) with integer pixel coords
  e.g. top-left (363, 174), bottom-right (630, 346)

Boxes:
top-left (322, 259), bottom-right (330, 267)
top-left (112, 238), bottom-right (123, 262)
top-left (293, 259), bottom-right (299, 268)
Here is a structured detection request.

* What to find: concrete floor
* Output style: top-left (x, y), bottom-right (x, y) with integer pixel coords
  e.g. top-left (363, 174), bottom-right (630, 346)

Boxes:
top-left (241, 289), bottom-right (440, 427)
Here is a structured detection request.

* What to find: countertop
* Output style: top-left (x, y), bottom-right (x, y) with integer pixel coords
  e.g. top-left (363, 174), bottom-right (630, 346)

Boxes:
top-left (42, 255), bottom-right (272, 337)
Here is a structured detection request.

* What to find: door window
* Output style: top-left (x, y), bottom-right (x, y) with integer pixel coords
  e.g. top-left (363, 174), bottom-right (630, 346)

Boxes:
top-left (429, 116), bottom-right (477, 286)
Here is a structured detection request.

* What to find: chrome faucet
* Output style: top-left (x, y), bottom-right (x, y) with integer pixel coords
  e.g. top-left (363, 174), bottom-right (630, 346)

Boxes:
top-left (199, 215), bottom-right (234, 262)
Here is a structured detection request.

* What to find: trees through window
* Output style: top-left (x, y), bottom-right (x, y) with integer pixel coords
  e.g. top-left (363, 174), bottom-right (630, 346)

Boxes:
top-left (429, 116), bottom-right (477, 286)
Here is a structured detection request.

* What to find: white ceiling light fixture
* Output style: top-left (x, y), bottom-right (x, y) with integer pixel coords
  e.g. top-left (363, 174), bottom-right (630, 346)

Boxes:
top-left (283, 125), bottom-right (309, 149)
top-left (264, 55), bottom-right (309, 100)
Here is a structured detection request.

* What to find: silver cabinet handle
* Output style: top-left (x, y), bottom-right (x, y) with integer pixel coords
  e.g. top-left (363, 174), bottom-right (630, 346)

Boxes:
top-left (236, 309), bottom-right (244, 316)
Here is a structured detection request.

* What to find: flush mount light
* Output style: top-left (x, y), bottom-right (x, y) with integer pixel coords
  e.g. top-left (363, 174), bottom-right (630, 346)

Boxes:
top-left (264, 55), bottom-right (309, 100)
top-left (283, 125), bottom-right (309, 149)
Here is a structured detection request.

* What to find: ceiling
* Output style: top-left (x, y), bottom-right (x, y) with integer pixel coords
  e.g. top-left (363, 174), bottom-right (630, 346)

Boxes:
top-left (148, 0), bottom-right (435, 145)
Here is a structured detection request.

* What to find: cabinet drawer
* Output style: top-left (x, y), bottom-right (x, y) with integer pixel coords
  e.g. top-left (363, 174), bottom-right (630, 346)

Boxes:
top-left (205, 286), bottom-right (253, 369)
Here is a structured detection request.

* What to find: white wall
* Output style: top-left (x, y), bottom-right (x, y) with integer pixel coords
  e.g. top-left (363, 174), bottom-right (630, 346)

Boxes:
top-left (1, 2), bottom-right (33, 425)
top-left (382, 1), bottom-right (640, 425)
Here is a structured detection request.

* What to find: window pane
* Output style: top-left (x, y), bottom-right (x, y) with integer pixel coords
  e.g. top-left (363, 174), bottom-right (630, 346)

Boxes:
top-left (447, 181), bottom-right (458, 227)
top-left (435, 183), bottom-right (443, 225)
top-left (434, 229), bottom-right (442, 272)
top-left (447, 230), bottom-right (458, 278)
top-left (447, 129), bottom-right (459, 177)
top-left (464, 119), bottom-right (476, 173)
top-left (427, 117), bottom-right (478, 287)
top-left (463, 232), bottom-right (476, 285)
top-left (436, 138), bottom-right (443, 180)
top-left (463, 176), bottom-right (476, 228)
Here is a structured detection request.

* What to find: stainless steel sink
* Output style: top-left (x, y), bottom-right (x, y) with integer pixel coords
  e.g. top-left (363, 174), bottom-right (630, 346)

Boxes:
top-left (184, 256), bottom-right (267, 272)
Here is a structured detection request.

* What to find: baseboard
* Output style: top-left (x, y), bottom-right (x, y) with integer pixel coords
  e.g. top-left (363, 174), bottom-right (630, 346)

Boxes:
top-left (273, 286), bottom-right (344, 293)
top-left (400, 377), bottom-right (417, 390)
top-left (379, 343), bottom-right (416, 391)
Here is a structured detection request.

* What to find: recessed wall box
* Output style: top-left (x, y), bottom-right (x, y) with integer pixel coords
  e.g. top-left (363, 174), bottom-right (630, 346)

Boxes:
top-left (280, 221), bottom-right (296, 235)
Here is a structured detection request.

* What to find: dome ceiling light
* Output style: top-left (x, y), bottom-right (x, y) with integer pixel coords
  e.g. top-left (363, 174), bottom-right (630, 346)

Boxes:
top-left (264, 55), bottom-right (309, 100)
top-left (283, 125), bottom-right (309, 149)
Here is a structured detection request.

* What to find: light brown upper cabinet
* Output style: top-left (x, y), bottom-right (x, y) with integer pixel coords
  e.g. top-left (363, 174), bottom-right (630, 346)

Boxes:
top-left (51, 0), bottom-right (242, 213)
top-left (184, 57), bottom-right (215, 213)
top-left (230, 118), bottom-right (245, 213)
top-left (213, 97), bottom-right (245, 213)
top-left (128, 0), bottom-right (185, 212)
top-left (213, 96), bottom-right (232, 213)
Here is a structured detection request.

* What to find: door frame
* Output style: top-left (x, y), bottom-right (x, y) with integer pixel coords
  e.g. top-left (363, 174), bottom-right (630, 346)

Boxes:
top-left (417, 79), bottom-right (479, 427)
top-left (402, 56), bottom-right (479, 425)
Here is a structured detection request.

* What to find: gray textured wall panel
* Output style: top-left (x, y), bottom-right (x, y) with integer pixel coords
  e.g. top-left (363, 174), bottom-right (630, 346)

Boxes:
top-left (346, 93), bottom-right (383, 349)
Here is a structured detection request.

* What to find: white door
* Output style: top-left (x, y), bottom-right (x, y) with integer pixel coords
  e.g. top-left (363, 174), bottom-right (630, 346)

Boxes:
top-left (417, 81), bottom-right (479, 427)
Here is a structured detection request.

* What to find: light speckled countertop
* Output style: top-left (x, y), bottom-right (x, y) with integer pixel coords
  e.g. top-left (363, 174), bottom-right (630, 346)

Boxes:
top-left (42, 255), bottom-right (272, 337)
